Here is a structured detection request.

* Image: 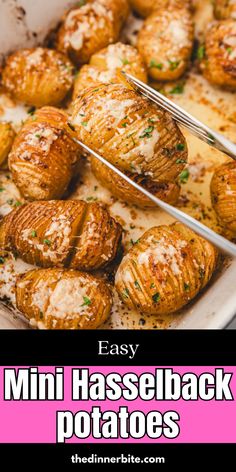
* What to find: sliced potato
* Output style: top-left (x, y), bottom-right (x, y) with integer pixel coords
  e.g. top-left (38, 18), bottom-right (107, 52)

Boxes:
top-left (0, 122), bottom-right (16, 168)
top-left (211, 161), bottom-right (236, 232)
top-left (56, 0), bottom-right (129, 65)
top-left (91, 157), bottom-right (180, 208)
top-left (73, 42), bottom-right (147, 98)
top-left (129, 0), bottom-right (192, 18)
top-left (72, 83), bottom-right (188, 183)
top-left (0, 200), bottom-right (122, 270)
top-left (2, 48), bottom-right (74, 107)
top-left (8, 107), bottom-right (81, 201)
top-left (16, 268), bottom-right (112, 329)
top-left (200, 20), bottom-right (236, 88)
top-left (213, 0), bottom-right (236, 20)
top-left (138, 4), bottom-right (194, 81)
top-left (115, 222), bottom-right (218, 315)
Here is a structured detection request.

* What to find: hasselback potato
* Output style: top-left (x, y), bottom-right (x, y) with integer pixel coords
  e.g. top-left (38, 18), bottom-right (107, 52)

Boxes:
top-left (72, 83), bottom-right (188, 183)
top-left (91, 158), bottom-right (180, 208)
top-left (200, 20), bottom-right (236, 88)
top-left (129, 0), bottom-right (192, 18)
top-left (211, 161), bottom-right (236, 232)
top-left (73, 42), bottom-right (147, 98)
top-left (0, 200), bottom-right (122, 270)
top-left (213, 0), bottom-right (236, 20)
top-left (137, 3), bottom-right (194, 81)
top-left (115, 222), bottom-right (218, 315)
top-left (16, 268), bottom-right (112, 329)
top-left (0, 122), bottom-right (16, 168)
top-left (56, 0), bottom-right (129, 65)
top-left (2, 48), bottom-right (74, 107)
top-left (8, 107), bottom-right (80, 201)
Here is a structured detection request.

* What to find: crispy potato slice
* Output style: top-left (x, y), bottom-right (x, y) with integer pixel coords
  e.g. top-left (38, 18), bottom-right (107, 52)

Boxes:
top-left (211, 161), bottom-right (236, 232)
top-left (115, 223), bottom-right (218, 315)
top-left (213, 0), bottom-right (236, 20)
top-left (16, 268), bottom-right (112, 329)
top-left (0, 122), bottom-right (15, 168)
top-left (2, 48), bottom-right (74, 107)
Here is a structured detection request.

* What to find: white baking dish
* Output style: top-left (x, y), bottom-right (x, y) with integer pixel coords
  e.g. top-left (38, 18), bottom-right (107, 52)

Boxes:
top-left (0, 0), bottom-right (236, 329)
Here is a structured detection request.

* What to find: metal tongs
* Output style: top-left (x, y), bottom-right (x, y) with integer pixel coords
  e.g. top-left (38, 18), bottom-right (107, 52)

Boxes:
top-left (73, 74), bottom-right (236, 257)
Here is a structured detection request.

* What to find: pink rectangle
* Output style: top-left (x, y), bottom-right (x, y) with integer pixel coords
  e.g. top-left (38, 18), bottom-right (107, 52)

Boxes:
top-left (0, 366), bottom-right (235, 443)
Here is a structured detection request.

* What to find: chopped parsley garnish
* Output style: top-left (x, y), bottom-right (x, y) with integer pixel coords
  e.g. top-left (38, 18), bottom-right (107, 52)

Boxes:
top-left (197, 45), bottom-right (205, 60)
top-left (67, 122), bottom-right (75, 131)
top-left (35, 134), bottom-right (41, 139)
top-left (14, 201), bottom-right (22, 207)
top-left (43, 239), bottom-right (51, 246)
top-left (179, 169), bottom-right (190, 184)
top-left (150, 60), bottom-right (163, 70)
top-left (152, 292), bottom-right (160, 303)
top-left (122, 122), bottom-right (128, 128)
top-left (86, 196), bottom-right (97, 201)
top-left (170, 83), bottom-right (185, 94)
top-left (139, 126), bottom-right (154, 139)
top-left (176, 159), bottom-right (187, 164)
top-left (176, 143), bottom-right (185, 151)
top-left (39, 311), bottom-right (44, 320)
top-left (31, 231), bottom-right (37, 238)
top-left (76, 0), bottom-right (87, 7)
top-left (0, 257), bottom-right (5, 264)
top-left (122, 288), bottom-right (130, 299)
top-left (168, 60), bottom-right (180, 71)
top-left (79, 113), bottom-right (85, 117)
top-left (0, 188), bottom-right (5, 192)
top-left (7, 199), bottom-right (14, 206)
top-left (122, 58), bottom-right (130, 65)
top-left (150, 283), bottom-right (156, 289)
top-left (134, 280), bottom-right (141, 290)
top-left (184, 283), bottom-right (190, 292)
top-left (81, 296), bottom-right (91, 306)
top-left (130, 239), bottom-right (140, 246)
top-left (227, 47), bottom-right (233, 54)
top-left (81, 121), bottom-right (88, 127)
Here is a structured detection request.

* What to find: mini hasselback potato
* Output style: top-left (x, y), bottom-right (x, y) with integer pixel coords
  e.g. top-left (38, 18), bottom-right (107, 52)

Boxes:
top-left (91, 158), bottom-right (180, 208)
top-left (2, 48), bottom-right (74, 107)
top-left (56, 0), bottom-right (129, 65)
top-left (16, 268), bottom-right (112, 329)
top-left (73, 42), bottom-right (147, 98)
top-left (138, 4), bottom-right (194, 81)
top-left (0, 122), bottom-right (16, 168)
top-left (211, 161), bottom-right (236, 232)
top-left (115, 222), bottom-right (218, 315)
top-left (8, 106), bottom-right (80, 201)
top-left (200, 20), bottom-right (236, 88)
top-left (0, 200), bottom-right (122, 270)
top-left (213, 0), bottom-right (236, 20)
top-left (129, 0), bottom-right (192, 18)
top-left (71, 83), bottom-right (188, 183)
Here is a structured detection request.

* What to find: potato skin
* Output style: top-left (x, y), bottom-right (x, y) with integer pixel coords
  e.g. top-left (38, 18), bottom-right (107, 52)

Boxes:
top-left (73, 42), bottom-right (147, 98)
top-left (115, 222), bottom-right (218, 315)
top-left (8, 107), bottom-right (80, 201)
top-left (0, 122), bottom-right (16, 168)
top-left (211, 161), bottom-right (236, 232)
top-left (200, 20), bottom-right (236, 88)
top-left (16, 268), bottom-right (112, 329)
top-left (91, 158), bottom-right (180, 208)
top-left (214, 0), bottom-right (236, 20)
top-left (138, 4), bottom-right (194, 81)
top-left (56, 0), bottom-right (129, 65)
top-left (2, 48), bottom-right (74, 107)
top-left (0, 200), bottom-right (122, 271)
top-left (72, 83), bottom-right (188, 183)
top-left (129, 0), bottom-right (192, 18)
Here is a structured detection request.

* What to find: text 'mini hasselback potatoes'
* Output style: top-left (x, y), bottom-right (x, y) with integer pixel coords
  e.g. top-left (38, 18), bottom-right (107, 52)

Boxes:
top-left (2, 48), bottom-right (74, 107)
top-left (56, 0), bottom-right (129, 65)
top-left (115, 222), bottom-right (218, 315)
top-left (213, 0), bottom-right (236, 20)
top-left (71, 83), bottom-right (188, 185)
top-left (0, 122), bottom-right (16, 168)
top-left (211, 161), bottom-right (236, 233)
top-left (200, 20), bottom-right (236, 89)
top-left (73, 42), bottom-right (147, 98)
top-left (8, 107), bottom-right (81, 201)
top-left (0, 200), bottom-right (122, 271)
top-left (16, 268), bottom-right (112, 330)
top-left (137, 2), bottom-right (194, 81)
